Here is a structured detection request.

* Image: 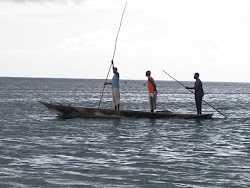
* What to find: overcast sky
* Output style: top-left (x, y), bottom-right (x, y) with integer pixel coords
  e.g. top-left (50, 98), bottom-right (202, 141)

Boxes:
top-left (0, 0), bottom-right (250, 82)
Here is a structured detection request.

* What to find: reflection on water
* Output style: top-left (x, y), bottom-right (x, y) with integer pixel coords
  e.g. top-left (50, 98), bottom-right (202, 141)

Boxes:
top-left (0, 78), bottom-right (250, 187)
top-left (111, 118), bottom-right (121, 127)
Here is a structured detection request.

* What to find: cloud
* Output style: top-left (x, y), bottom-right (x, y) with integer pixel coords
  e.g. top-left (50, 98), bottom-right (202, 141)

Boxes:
top-left (0, 0), bottom-right (84, 4)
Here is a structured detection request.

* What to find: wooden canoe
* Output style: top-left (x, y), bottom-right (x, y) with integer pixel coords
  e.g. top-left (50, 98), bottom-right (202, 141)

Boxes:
top-left (39, 101), bottom-right (213, 119)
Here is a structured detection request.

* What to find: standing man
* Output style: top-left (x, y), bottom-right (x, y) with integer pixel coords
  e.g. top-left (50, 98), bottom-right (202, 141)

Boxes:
top-left (146, 70), bottom-right (157, 112)
top-left (186, 73), bottom-right (204, 114)
top-left (105, 60), bottom-right (120, 110)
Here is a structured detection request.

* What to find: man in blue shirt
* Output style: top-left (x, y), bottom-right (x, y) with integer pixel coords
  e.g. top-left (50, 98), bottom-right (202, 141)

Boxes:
top-left (105, 60), bottom-right (120, 110)
top-left (112, 65), bottom-right (120, 110)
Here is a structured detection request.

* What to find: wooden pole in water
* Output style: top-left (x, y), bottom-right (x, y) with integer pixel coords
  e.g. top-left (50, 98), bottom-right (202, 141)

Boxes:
top-left (162, 70), bottom-right (228, 118)
top-left (98, 2), bottom-right (127, 109)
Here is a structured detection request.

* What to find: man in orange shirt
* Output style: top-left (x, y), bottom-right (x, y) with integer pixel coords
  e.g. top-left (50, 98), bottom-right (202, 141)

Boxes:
top-left (146, 70), bottom-right (157, 112)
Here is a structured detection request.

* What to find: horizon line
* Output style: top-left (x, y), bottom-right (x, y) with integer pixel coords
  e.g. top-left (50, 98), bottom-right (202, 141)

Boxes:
top-left (0, 76), bottom-right (249, 84)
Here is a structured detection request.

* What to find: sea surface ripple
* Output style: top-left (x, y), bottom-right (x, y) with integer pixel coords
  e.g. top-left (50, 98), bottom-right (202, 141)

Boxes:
top-left (0, 78), bottom-right (249, 187)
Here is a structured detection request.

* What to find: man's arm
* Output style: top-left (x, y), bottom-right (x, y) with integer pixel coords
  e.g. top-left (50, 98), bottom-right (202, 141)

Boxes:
top-left (186, 81), bottom-right (198, 90)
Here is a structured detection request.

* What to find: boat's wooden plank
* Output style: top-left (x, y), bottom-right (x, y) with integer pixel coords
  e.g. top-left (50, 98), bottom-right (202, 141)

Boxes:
top-left (39, 101), bottom-right (213, 119)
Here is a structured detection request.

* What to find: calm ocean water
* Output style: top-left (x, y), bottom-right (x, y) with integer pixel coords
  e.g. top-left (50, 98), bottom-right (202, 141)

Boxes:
top-left (0, 77), bottom-right (249, 187)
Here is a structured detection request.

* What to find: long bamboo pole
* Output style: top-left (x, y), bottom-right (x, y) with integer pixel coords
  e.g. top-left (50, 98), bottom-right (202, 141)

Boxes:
top-left (98, 2), bottom-right (127, 109)
top-left (162, 70), bottom-right (227, 118)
